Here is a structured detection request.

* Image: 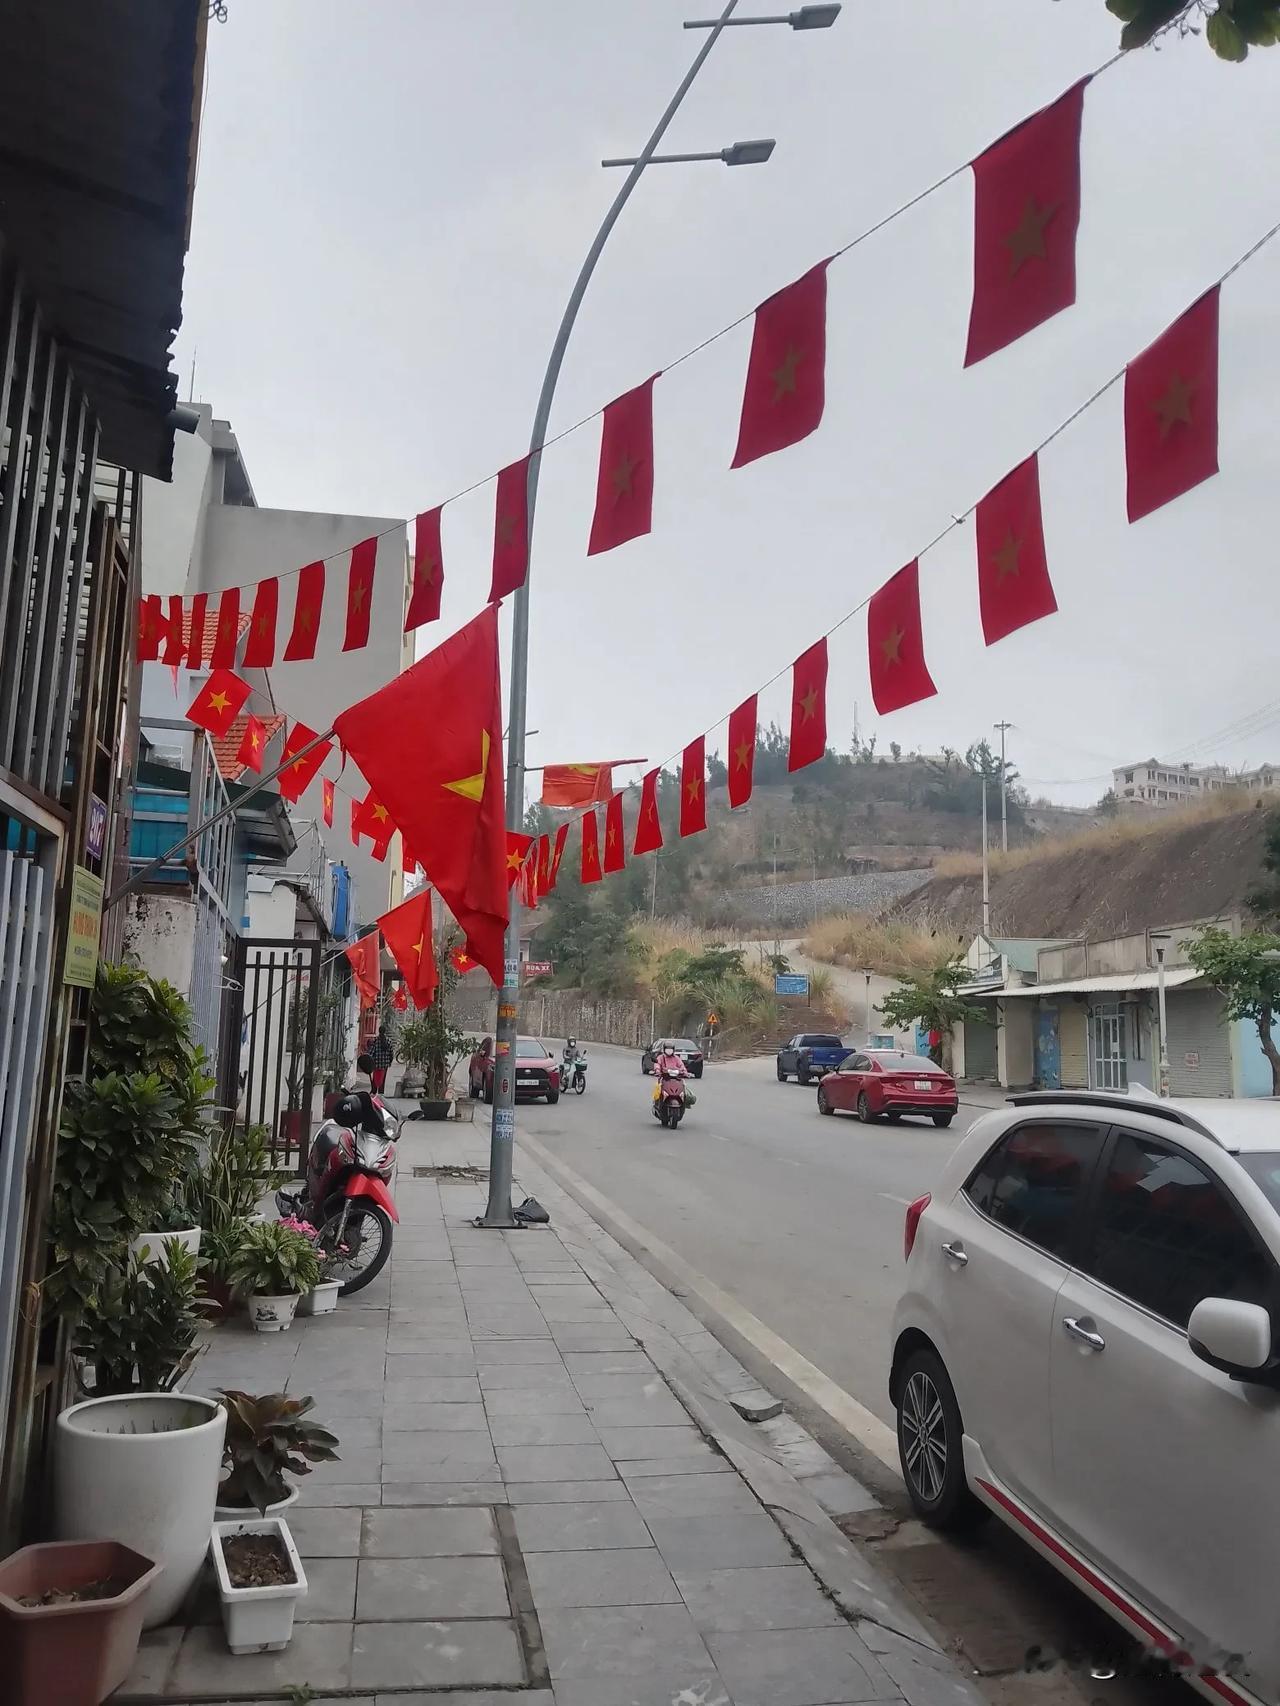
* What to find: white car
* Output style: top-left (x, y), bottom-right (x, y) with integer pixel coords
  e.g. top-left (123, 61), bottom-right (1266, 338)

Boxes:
top-left (890, 1090), bottom-right (1279, 1706)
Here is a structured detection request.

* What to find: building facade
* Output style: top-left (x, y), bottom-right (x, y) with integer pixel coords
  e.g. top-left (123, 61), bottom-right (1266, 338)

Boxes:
top-left (1112, 758), bottom-right (1279, 807)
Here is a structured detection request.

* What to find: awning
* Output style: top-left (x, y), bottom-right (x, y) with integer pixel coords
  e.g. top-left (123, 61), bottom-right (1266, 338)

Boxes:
top-left (981, 969), bottom-right (1203, 999)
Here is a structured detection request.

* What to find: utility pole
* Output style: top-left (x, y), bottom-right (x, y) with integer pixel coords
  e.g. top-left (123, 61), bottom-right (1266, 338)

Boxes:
top-left (1154, 938), bottom-right (1171, 1097)
top-left (981, 775), bottom-right (991, 940)
top-left (649, 852), bottom-right (658, 920)
top-left (772, 831), bottom-right (780, 959)
top-left (993, 720), bottom-right (1012, 854)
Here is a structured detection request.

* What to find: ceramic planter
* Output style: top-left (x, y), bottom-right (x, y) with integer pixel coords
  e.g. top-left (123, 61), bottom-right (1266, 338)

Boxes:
top-left (417, 1097), bottom-right (451, 1121)
top-left (0, 1539), bottom-right (160, 1706)
top-left (53, 1394), bottom-right (226, 1629)
top-left (209, 1518), bottom-right (307, 1654)
top-left (248, 1292), bottom-right (300, 1332)
top-left (215, 1481), bottom-right (298, 1522)
top-left (128, 1226), bottom-right (201, 1266)
top-left (298, 1280), bottom-right (340, 1316)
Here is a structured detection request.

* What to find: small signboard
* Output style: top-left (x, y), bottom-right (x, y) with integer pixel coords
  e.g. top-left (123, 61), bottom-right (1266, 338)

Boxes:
top-left (1184, 1050), bottom-right (1200, 1069)
top-left (86, 794), bottom-right (108, 861)
top-left (63, 866), bottom-right (104, 989)
top-left (774, 973), bottom-right (810, 997)
top-left (523, 959), bottom-right (553, 979)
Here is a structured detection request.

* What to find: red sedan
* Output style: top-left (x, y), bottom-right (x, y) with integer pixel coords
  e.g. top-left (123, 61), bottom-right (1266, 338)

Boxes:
top-left (468, 1036), bottom-right (560, 1104)
top-left (817, 1049), bottom-right (957, 1127)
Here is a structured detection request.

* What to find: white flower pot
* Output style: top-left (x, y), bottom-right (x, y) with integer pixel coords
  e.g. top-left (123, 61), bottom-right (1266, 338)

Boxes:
top-left (248, 1292), bottom-right (300, 1332)
top-left (54, 1392), bottom-right (226, 1629)
top-left (298, 1280), bottom-right (340, 1316)
top-left (210, 1517), bottom-right (307, 1654)
top-left (215, 1482), bottom-right (299, 1522)
top-left (128, 1226), bottom-right (202, 1266)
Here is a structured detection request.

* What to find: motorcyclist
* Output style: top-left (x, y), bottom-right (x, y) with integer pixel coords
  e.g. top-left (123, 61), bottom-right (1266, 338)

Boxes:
top-left (562, 1037), bottom-right (579, 1074)
top-left (650, 1042), bottom-right (689, 1104)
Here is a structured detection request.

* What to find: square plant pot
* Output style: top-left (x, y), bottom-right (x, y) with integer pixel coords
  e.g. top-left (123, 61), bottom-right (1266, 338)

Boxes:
top-left (210, 1517), bottom-right (307, 1654)
top-left (0, 1538), bottom-right (159, 1706)
top-left (298, 1280), bottom-right (340, 1316)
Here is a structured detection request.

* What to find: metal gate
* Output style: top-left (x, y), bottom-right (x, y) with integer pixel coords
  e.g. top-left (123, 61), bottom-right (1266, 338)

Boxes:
top-left (224, 939), bottom-right (322, 1173)
top-left (1090, 1001), bottom-right (1128, 1091)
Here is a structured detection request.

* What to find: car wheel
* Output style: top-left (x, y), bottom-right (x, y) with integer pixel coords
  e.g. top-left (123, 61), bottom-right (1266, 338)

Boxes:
top-left (797, 1067), bottom-right (810, 1087)
top-left (932, 1114), bottom-right (954, 1128)
top-left (692, 1065), bottom-right (703, 1079)
top-left (776, 1061), bottom-right (786, 1081)
top-left (896, 1347), bottom-right (986, 1532)
top-left (546, 1091), bottom-right (559, 1104)
top-left (857, 1092), bottom-right (876, 1124)
top-left (817, 1085), bottom-right (833, 1116)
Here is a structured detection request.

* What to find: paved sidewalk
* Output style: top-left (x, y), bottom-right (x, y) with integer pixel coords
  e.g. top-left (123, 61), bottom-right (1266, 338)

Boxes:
top-left (120, 1116), bottom-right (984, 1706)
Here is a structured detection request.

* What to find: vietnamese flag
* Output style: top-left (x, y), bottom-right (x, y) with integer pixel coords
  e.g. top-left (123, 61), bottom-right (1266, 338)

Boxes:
top-left (236, 714), bottom-right (268, 774)
top-left (344, 536), bottom-right (377, 652)
top-left (406, 506), bottom-right (445, 631)
top-left (506, 830), bottom-right (534, 890)
top-left (333, 604), bottom-right (508, 986)
top-left (161, 595), bottom-right (185, 666)
top-left (536, 834), bottom-right (551, 896)
top-left (633, 768), bottom-right (663, 856)
top-left (581, 810), bottom-right (602, 885)
top-left (379, 887), bottom-right (437, 1009)
top-left (345, 929), bottom-right (380, 1009)
top-left (186, 668), bottom-right (251, 737)
top-left (588, 376), bottom-right (657, 556)
top-left (322, 778), bottom-right (335, 827)
top-left (350, 796), bottom-right (362, 845)
top-left (789, 640), bottom-right (827, 773)
top-left (392, 983), bottom-right (409, 1012)
top-left (868, 562), bottom-right (936, 716)
top-left (243, 576), bottom-right (278, 668)
top-left (135, 595), bottom-right (163, 663)
top-left (450, 944), bottom-right (477, 976)
top-left (541, 763), bottom-right (614, 808)
top-left (187, 592), bottom-right (208, 668)
top-left (490, 455), bottom-right (530, 603)
top-left (728, 696), bottom-right (757, 809)
top-left (680, 737), bottom-right (706, 838)
top-left (284, 560), bottom-right (325, 662)
top-left (353, 790), bottom-right (394, 842)
top-left (732, 260), bottom-right (829, 469)
top-left (276, 721), bottom-right (333, 804)
top-left (975, 452), bottom-right (1058, 645)
top-left (965, 80), bottom-right (1086, 367)
top-left (603, 793), bottom-right (626, 874)
top-left (518, 846), bottom-right (539, 911)
top-left (210, 587), bottom-right (241, 669)
top-left (1125, 288), bottom-right (1219, 525)
top-left (547, 822), bottom-right (569, 891)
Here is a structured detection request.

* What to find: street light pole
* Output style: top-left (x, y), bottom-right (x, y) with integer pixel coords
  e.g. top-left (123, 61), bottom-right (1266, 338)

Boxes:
top-left (981, 775), bottom-right (991, 940)
top-left (993, 720), bottom-right (1012, 854)
top-left (1155, 943), bottom-right (1171, 1097)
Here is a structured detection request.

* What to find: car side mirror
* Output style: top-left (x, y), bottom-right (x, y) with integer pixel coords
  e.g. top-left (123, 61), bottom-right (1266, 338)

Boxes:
top-left (1188, 1297), bottom-right (1276, 1384)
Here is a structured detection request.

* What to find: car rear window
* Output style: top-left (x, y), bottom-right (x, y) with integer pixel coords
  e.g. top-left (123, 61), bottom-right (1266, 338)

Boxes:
top-left (671, 1039), bottom-right (698, 1050)
top-left (802, 1035), bottom-right (843, 1048)
top-left (871, 1053), bottom-right (939, 1073)
top-left (1238, 1153), bottom-right (1280, 1213)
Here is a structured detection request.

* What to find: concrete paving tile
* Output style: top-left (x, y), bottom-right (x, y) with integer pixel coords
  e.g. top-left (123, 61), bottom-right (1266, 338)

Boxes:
top-left (288, 1505), bottom-right (364, 1556)
top-left (647, 1511), bottom-right (794, 1571)
top-left (478, 1362), bottom-right (575, 1389)
top-left (599, 1426), bottom-right (713, 1460)
top-left (356, 1554), bottom-right (510, 1619)
top-left (514, 1499), bottom-right (653, 1553)
top-left (311, 1448), bottom-right (382, 1481)
top-left (487, 1410), bottom-right (600, 1446)
top-left (382, 1399), bottom-right (488, 1431)
top-left (170, 1622), bottom-right (353, 1692)
top-left (297, 1480), bottom-right (384, 1506)
top-left (587, 1395), bottom-right (694, 1428)
top-left (469, 1320), bottom-right (554, 1338)
top-left (483, 1384), bottom-right (586, 1416)
top-left (538, 1301), bottom-right (620, 1323)
top-left (573, 1372), bottom-right (674, 1401)
top-left (549, 1322), bottom-right (638, 1350)
top-left (350, 1618), bottom-right (524, 1688)
top-left (382, 1399), bottom-right (487, 1430)
top-left (526, 1546), bottom-right (679, 1609)
top-left (708, 1627), bottom-right (898, 1705)
top-left (563, 1350), bottom-right (661, 1377)
top-left (496, 1442), bottom-right (617, 1482)
top-left (117, 1624), bottom-right (181, 1696)
top-left (506, 1478), bottom-right (630, 1504)
top-left (385, 1332), bottom-right (475, 1353)
top-left (616, 1452), bottom-right (732, 1478)
top-left (381, 1433), bottom-right (497, 1478)
top-left (375, 1371), bottom-right (481, 1400)
top-left (674, 1564), bottom-right (842, 1632)
top-left (539, 1602), bottom-right (716, 1680)
top-left (627, 1472), bottom-right (761, 1517)
top-left (362, 1504), bottom-right (499, 1557)
top-left (326, 1414), bottom-right (382, 1449)
top-left (381, 1481), bottom-right (507, 1506)
top-left (381, 1351), bottom-right (477, 1376)
top-left (372, 1696), bottom-right (553, 1706)
top-left (298, 1556), bottom-right (358, 1620)
top-left (551, 1683), bottom-right (730, 1706)
top-left (470, 1337), bottom-right (567, 1365)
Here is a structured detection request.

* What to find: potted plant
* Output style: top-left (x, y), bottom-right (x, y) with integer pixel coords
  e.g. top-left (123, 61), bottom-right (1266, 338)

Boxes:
top-left (214, 1390), bottom-right (339, 1518)
top-left (226, 1221), bottom-right (322, 1332)
top-left (396, 940), bottom-right (477, 1120)
top-left (0, 1538), bottom-right (161, 1706)
top-left (274, 1215), bottom-right (341, 1316)
top-left (72, 1242), bottom-right (211, 1398)
top-left (209, 1515), bottom-right (307, 1655)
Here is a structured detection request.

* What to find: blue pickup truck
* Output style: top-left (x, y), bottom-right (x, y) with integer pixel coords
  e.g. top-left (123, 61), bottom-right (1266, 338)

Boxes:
top-left (775, 1032), bottom-right (851, 1085)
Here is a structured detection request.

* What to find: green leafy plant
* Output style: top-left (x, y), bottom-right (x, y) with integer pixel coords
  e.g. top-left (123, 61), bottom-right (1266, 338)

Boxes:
top-left (74, 1243), bottom-right (211, 1396)
top-left (879, 959), bottom-right (990, 1067)
top-left (1105, 0), bottom-right (1280, 58)
top-left (199, 1220), bottom-right (249, 1288)
top-left (217, 1390), bottom-right (340, 1512)
top-left (181, 1121), bottom-right (276, 1235)
top-left (1186, 926), bottom-right (1280, 1093)
top-left (395, 941), bottom-right (477, 1099)
top-left (227, 1221), bottom-right (322, 1297)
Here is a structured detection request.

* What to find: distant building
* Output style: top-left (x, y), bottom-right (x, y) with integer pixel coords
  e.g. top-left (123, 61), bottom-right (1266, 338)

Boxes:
top-left (1110, 757), bottom-right (1271, 807)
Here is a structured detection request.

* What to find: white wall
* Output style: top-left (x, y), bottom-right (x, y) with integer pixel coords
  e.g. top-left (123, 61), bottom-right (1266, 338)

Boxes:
top-left (121, 893), bottom-right (197, 993)
top-left (998, 999), bottom-right (1035, 1089)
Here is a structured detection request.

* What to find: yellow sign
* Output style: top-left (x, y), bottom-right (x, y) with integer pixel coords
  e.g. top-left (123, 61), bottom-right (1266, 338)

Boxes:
top-left (63, 866), bottom-right (104, 989)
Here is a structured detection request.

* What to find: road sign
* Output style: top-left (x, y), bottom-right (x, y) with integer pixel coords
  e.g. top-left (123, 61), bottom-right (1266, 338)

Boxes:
top-left (774, 973), bottom-right (810, 997)
top-left (523, 960), bottom-right (553, 979)
top-left (706, 1012), bottom-right (719, 1030)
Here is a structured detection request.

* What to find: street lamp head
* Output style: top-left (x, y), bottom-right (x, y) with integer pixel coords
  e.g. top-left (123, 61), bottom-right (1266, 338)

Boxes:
top-left (790, 3), bottom-right (841, 26)
top-left (722, 138), bottom-right (776, 166)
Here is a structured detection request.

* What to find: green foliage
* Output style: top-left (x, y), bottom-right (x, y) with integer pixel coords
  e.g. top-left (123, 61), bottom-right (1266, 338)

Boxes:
top-left (217, 1390), bottom-right (340, 1512)
top-left (1186, 925), bottom-right (1280, 1091)
top-left (75, 1243), bottom-right (211, 1396)
top-left (199, 1220), bottom-right (250, 1286)
top-left (654, 942), bottom-right (780, 1034)
top-left (1098, 788), bottom-right (1121, 818)
top-left (540, 888), bottom-right (640, 994)
top-left (1246, 808), bottom-right (1280, 926)
top-left (395, 937), bottom-right (477, 1098)
top-left (1105, 0), bottom-right (1280, 57)
top-left (879, 961), bottom-right (990, 1060)
top-left (182, 1121), bottom-right (276, 1236)
top-left (227, 1220), bottom-right (322, 1297)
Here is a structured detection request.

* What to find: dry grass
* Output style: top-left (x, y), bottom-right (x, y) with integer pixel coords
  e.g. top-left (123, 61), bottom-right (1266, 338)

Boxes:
top-left (802, 910), bottom-right (959, 978)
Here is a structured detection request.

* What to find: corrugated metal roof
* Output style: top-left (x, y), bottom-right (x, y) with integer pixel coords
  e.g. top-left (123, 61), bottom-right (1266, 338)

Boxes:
top-left (989, 936), bottom-right (1070, 974)
top-left (991, 969), bottom-right (1203, 998)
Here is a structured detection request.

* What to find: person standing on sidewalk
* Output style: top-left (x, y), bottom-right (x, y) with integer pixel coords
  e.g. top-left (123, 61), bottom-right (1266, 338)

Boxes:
top-left (367, 1027), bottom-right (394, 1094)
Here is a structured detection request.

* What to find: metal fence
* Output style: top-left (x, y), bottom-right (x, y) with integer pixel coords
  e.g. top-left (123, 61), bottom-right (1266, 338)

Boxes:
top-left (223, 938), bottom-right (322, 1173)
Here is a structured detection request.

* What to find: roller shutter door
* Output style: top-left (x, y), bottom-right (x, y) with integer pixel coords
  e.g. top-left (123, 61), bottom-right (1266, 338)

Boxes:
top-left (1166, 989), bottom-right (1231, 1098)
top-left (1060, 1003), bottom-right (1088, 1087)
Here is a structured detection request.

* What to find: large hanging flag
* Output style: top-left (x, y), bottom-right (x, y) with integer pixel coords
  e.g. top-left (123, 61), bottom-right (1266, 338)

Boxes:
top-left (732, 260), bottom-right (829, 469)
top-left (540, 763), bottom-right (614, 808)
top-left (236, 714), bottom-right (268, 774)
top-left (581, 809), bottom-right (602, 885)
top-left (210, 587), bottom-right (241, 669)
top-left (379, 888), bottom-right (437, 1009)
top-left (344, 537), bottom-right (377, 653)
top-left (633, 768), bottom-right (663, 856)
top-left (406, 507), bottom-right (445, 630)
top-left (588, 376), bottom-right (657, 556)
top-left (868, 562), bottom-right (937, 715)
top-left (1125, 288), bottom-right (1219, 525)
top-left (345, 929), bottom-right (380, 1009)
top-left (322, 777), bottom-right (335, 827)
top-left (517, 846), bottom-right (539, 911)
top-left (728, 695), bottom-right (757, 809)
top-left (547, 822), bottom-right (570, 890)
top-left (333, 604), bottom-right (508, 984)
top-left (789, 640), bottom-right (827, 772)
top-left (965, 80), bottom-right (1086, 367)
top-left (975, 453), bottom-right (1058, 645)
top-left (186, 668), bottom-right (251, 738)
top-left (161, 595), bottom-right (185, 667)
top-left (506, 830), bottom-right (534, 889)
top-left (244, 576), bottom-right (278, 668)
top-left (276, 721), bottom-right (333, 804)
top-left (603, 793), bottom-right (626, 874)
top-left (680, 736), bottom-right (706, 838)
top-left (490, 455), bottom-right (530, 603)
top-left (284, 561), bottom-right (325, 662)
top-left (535, 834), bottom-right (551, 896)
top-left (187, 592), bottom-right (208, 668)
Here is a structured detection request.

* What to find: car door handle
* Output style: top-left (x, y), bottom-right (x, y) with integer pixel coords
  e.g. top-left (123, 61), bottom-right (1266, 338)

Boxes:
top-left (940, 1242), bottom-right (968, 1266)
top-left (1062, 1316), bottom-right (1105, 1351)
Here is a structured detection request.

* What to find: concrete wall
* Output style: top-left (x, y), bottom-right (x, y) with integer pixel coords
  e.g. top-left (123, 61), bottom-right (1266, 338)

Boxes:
top-left (451, 982), bottom-right (651, 1052)
top-left (121, 893), bottom-right (197, 992)
top-left (997, 998), bottom-right (1035, 1089)
top-left (1235, 1019), bottom-right (1275, 1097)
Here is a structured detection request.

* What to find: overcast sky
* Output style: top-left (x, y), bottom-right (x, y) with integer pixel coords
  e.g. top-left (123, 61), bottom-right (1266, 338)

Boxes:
top-left (178, 1), bottom-right (1280, 807)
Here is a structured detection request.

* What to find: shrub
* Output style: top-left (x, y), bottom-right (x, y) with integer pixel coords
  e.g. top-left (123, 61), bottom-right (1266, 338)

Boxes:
top-left (217, 1391), bottom-right (339, 1512)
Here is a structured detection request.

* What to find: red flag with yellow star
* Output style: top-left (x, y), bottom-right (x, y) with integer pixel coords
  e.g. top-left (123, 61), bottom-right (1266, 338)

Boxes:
top-left (728, 696), bottom-right (756, 809)
top-left (276, 721), bottom-right (333, 804)
top-left (506, 830), bottom-right (534, 890)
top-left (379, 888), bottom-right (437, 1009)
top-left (186, 668), bottom-right (252, 738)
top-left (975, 453), bottom-right (1057, 645)
top-left (633, 769), bottom-right (663, 857)
top-left (581, 810), bottom-right (602, 885)
top-left (536, 834), bottom-right (551, 896)
top-left (1125, 288), bottom-right (1219, 525)
top-left (965, 80), bottom-right (1086, 367)
top-left (333, 604), bottom-right (508, 984)
top-left (407, 506), bottom-right (445, 630)
top-left (210, 587), bottom-right (241, 669)
top-left (344, 537), bottom-right (377, 652)
top-left (345, 929), bottom-right (380, 1009)
top-left (353, 790), bottom-right (394, 842)
top-left (236, 714), bottom-right (268, 774)
top-left (541, 763), bottom-right (614, 808)
top-left (588, 376), bottom-right (657, 556)
top-left (322, 778), bottom-right (335, 828)
top-left (868, 562), bottom-right (936, 716)
top-left (135, 595), bottom-right (163, 663)
top-left (187, 593), bottom-right (208, 668)
top-left (284, 561), bottom-right (324, 661)
top-left (392, 983), bottom-right (409, 1012)
top-left (161, 595), bottom-right (185, 666)
top-left (243, 577), bottom-right (278, 668)
top-left (450, 944), bottom-right (477, 975)
top-left (518, 845), bottom-right (539, 911)
top-left (789, 642), bottom-right (827, 773)
top-left (603, 793), bottom-right (626, 874)
top-left (680, 737), bottom-right (706, 838)
top-left (547, 822), bottom-right (569, 891)
top-left (731, 260), bottom-right (829, 469)
top-left (490, 456), bottom-right (530, 603)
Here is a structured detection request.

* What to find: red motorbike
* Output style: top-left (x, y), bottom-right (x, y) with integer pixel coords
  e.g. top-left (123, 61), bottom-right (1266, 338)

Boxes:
top-left (276, 1092), bottom-right (399, 1294)
top-left (652, 1068), bottom-right (692, 1130)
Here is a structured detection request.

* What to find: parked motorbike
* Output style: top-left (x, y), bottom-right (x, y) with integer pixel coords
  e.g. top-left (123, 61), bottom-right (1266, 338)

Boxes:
top-left (276, 1091), bottom-right (399, 1294)
top-left (651, 1068), bottom-right (692, 1129)
top-left (561, 1043), bottom-right (588, 1096)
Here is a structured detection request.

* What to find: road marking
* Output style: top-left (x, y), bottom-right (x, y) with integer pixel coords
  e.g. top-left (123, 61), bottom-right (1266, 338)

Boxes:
top-left (519, 1129), bottom-right (902, 1476)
